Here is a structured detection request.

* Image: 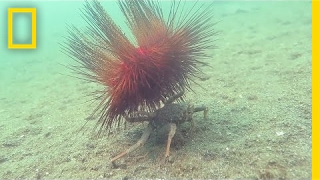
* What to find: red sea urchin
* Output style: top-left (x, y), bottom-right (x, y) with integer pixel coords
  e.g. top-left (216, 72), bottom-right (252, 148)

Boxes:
top-left (64, 0), bottom-right (217, 133)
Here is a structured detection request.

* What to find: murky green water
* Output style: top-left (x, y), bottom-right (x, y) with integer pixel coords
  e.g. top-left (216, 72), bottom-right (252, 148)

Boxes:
top-left (0, 1), bottom-right (311, 179)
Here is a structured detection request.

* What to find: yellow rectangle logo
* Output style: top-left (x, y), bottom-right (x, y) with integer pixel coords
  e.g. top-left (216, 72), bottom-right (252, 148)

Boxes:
top-left (8, 8), bottom-right (36, 49)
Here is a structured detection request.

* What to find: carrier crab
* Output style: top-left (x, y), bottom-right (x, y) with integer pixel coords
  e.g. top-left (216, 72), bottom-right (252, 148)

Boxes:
top-left (111, 91), bottom-right (208, 164)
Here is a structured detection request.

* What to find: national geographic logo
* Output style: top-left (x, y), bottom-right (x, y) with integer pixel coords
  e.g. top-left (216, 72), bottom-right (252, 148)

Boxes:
top-left (7, 8), bottom-right (36, 49)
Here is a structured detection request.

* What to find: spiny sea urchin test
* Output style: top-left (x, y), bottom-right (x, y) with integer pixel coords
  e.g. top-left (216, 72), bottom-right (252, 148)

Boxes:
top-left (63, 0), bottom-right (217, 133)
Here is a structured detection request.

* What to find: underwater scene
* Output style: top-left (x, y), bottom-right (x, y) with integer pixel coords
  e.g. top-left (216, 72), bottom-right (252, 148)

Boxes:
top-left (0, 0), bottom-right (311, 179)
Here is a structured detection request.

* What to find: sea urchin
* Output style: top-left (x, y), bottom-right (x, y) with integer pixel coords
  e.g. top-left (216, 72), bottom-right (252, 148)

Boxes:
top-left (63, 0), bottom-right (217, 133)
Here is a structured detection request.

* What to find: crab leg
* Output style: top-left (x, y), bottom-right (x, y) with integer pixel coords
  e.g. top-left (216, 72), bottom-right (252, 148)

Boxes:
top-left (193, 105), bottom-right (208, 119)
top-left (165, 123), bottom-right (177, 158)
top-left (124, 112), bottom-right (156, 123)
top-left (111, 123), bottom-right (153, 163)
top-left (164, 90), bottom-right (184, 104)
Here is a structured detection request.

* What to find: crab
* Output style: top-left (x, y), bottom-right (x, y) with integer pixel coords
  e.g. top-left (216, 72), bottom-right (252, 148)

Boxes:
top-left (111, 91), bottom-right (208, 164)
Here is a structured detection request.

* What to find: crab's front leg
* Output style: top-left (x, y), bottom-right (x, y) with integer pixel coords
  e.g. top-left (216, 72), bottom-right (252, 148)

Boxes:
top-left (193, 105), bottom-right (208, 119)
top-left (164, 90), bottom-right (185, 104)
top-left (165, 123), bottom-right (177, 158)
top-left (124, 111), bottom-right (156, 123)
top-left (111, 123), bottom-right (153, 164)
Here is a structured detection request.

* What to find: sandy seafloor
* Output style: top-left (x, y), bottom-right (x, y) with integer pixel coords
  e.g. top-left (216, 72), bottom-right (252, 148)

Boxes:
top-left (0, 1), bottom-right (311, 179)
